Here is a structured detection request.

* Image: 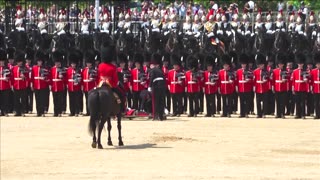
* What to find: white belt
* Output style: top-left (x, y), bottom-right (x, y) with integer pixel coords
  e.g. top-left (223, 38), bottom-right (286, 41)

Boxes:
top-left (239, 80), bottom-right (249, 83)
top-left (314, 81), bottom-right (320, 84)
top-left (256, 80), bottom-right (267, 84)
top-left (52, 79), bottom-right (62, 82)
top-left (205, 82), bottom-right (216, 85)
top-left (221, 81), bottom-right (232, 84)
top-left (153, 77), bottom-right (164, 82)
top-left (133, 80), bottom-right (141, 82)
top-left (34, 77), bottom-right (45, 80)
top-left (0, 78), bottom-right (8, 80)
top-left (188, 81), bottom-right (197, 84)
top-left (14, 78), bottom-right (23, 80)
top-left (83, 79), bottom-right (94, 82)
top-left (295, 80), bottom-right (306, 83)
top-left (152, 28), bottom-right (160, 32)
top-left (171, 81), bottom-right (181, 84)
top-left (275, 80), bottom-right (285, 83)
top-left (68, 79), bottom-right (76, 82)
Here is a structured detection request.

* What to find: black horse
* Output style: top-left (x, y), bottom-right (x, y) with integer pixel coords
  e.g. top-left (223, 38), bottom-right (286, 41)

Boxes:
top-left (165, 30), bottom-right (181, 55)
top-left (274, 30), bottom-right (290, 53)
top-left (88, 84), bottom-right (124, 149)
top-left (144, 27), bottom-right (163, 54)
top-left (6, 30), bottom-right (28, 50)
top-left (199, 32), bottom-right (225, 56)
top-left (0, 32), bottom-right (6, 49)
top-left (289, 32), bottom-right (310, 54)
top-left (93, 31), bottom-right (114, 51)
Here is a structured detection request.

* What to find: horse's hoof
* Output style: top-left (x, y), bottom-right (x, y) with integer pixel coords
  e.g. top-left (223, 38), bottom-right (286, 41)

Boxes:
top-left (108, 141), bottom-right (113, 146)
top-left (98, 144), bottom-right (103, 149)
top-left (119, 141), bottom-right (124, 146)
top-left (91, 142), bottom-right (97, 148)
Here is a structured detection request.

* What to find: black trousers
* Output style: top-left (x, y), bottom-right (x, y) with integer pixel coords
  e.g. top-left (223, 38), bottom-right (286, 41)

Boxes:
top-left (275, 91), bottom-right (287, 117)
top-left (199, 90), bottom-right (204, 113)
top-left (183, 92), bottom-right (188, 112)
top-left (68, 91), bottom-right (81, 115)
top-left (165, 89), bottom-right (171, 112)
top-left (256, 93), bottom-right (268, 117)
top-left (127, 90), bottom-right (132, 108)
top-left (314, 93), bottom-right (320, 118)
top-left (8, 90), bottom-right (14, 113)
top-left (306, 92), bottom-right (314, 115)
top-left (295, 92), bottom-right (306, 117)
top-left (34, 88), bottom-right (49, 115)
top-left (44, 88), bottom-right (50, 112)
top-left (171, 93), bottom-right (183, 115)
top-left (14, 89), bottom-right (27, 115)
top-left (0, 89), bottom-right (10, 114)
top-left (84, 92), bottom-right (90, 115)
top-left (239, 92), bottom-right (251, 116)
top-left (25, 87), bottom-right (33, 113)
top-left (79, 91), bottom-right (84, 113)
top-left (221, 94), bottom-right (232, 116)
top-left (132, 91), bottom-right (141, 110)
top-left (205, 94), bottom-right (216, 115)
top-left (232, 92), bottom-right (238, 112)
top-left (188, 92), bottom-right (199, 116)
top-left (286, 91), bottom-right (295, 115)
top-left (62, 89), bottom-right (67, 112)
top-left (216, 93), bottom-right (222, 112)
top-left (152, 87), bottom-right (165, 120)
top-left (53, 91), bottom-right (63, 115)
top-left (248, 92), bottom-right (255, 113)
top-left (266, 90), bottom-right (275, 115)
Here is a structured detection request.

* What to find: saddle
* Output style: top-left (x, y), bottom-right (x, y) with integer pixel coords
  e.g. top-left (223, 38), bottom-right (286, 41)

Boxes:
top-left (98, 80), bottom-right (121, 104)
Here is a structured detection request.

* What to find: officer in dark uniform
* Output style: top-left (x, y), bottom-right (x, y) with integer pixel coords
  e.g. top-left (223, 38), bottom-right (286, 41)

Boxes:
top-left (0, 49), bottom-right (10, 116)
top-left (148, 53), bottom-right (166, 121)
top-left (25, 47), bottom-right (34, 114)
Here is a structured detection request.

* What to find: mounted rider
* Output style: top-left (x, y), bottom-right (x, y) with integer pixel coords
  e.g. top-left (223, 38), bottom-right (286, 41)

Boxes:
top-left (38, 8), bottom-right (47, 34)
top-left (55, 9), bottom-right (67, 35)
top-left (123, 12), bottom-right (133, 35)
top-left (140, 11), bottom-right (150, 30)
top-left (167, 13), bottom-right (179, 32)
top-left (161, 12), bottom-right (170, 33)
top-left (230, 11), bottom-right (240, 32)
top-left (239, 9), bottom-right (252, 37)
top-left (192, 13), bottom-right (202, 38)
top-left (254, 9), bottom-right (264, 33)
top-left (288, 11), bottom-right (296, 33)
top-left (101, 9), bottom-right (112, 34)
top-left (151, 11), bottom-right (161, 33)
top-left (275, 10), bottom-right (286, 32)
top-left (204, 10), bottom-right (218, 45)
top-left (294, 12), bottom-right (306, 36)
top-left (80, 11), bottom-right (90, 34)
top-left (306, 11), bottom-right (317, 41)
top-left (265, 11), bottom-right (275, 34)
top-left (15, 5), bottom-right (25, 32)
top-left (182, 14), bottom-right (192, 35)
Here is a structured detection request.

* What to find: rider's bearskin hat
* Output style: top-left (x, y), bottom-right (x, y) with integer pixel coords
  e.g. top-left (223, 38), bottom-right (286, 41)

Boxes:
top-left (100, 45), bottom-right (115, 63)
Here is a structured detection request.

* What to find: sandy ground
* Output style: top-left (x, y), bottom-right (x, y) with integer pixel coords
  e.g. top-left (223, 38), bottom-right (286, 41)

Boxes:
top-left (1, 111), bottom-right (320, 180)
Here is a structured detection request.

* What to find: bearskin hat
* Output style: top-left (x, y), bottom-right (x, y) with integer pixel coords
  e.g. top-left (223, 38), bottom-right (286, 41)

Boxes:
top-left (34, 50), bottom-right (45, 63)
top-left (255, 53), bottom-right (266, 65)
top-left (7, 47), bottom-right (15, 60)
top-left (144, 52), bottom-right (151, 63)
top-left (100, 45), bottom-right (115, 63)
top-left (187, 55), bottom-right (198, 69)
top-left (287, 51), bottom-right (295, 63)
top-left (229, 51), bottom-right (238, 65)
top-left (162, 52), bottom-right (170, 63)
top-left (266, 53), bottom-right (275, 63)
top-left (314, 52), bottom-right (320, 64)
top-left (25, 47), bottom-right (34, 61)
top-left (221, 54), bottom-right (232, 66)
top-left (276, 53), bottom-right (287, 65)
top-left (205, 54), bottom-right (215, 67)
top-left (150, 53), bottom-right (162, 65)
top-left (239, 53), bottom-right (249, 64)
top-left (295, 53), bottom-right (306, 64)
top-left (68, 49), bottom-right (81, 65)
top-left (94, 50), bottom-right (101, 62)
top-left (0, 49), bottom-right (7, 61)
top-left (133, 52), bottom-right (144, 65)
top-left (84, 50), bottom-right (96, 64)
top-left (248, 54), bottom-right (255, 64)
top-left (117, 52), bottom-right (127, 64)
top-left (52, 50), bottom-right (64, 63)
top-left (171, 54), bottom-right (182, 66)
top-left (14, 50), bottom-right (25, 63)
top-left (306, 53), bottom-right (313, 65)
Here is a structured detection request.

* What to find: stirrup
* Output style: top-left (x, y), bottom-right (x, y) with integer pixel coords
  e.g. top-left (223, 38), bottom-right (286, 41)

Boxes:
top-left (113, 92), bottom-right (121, 104)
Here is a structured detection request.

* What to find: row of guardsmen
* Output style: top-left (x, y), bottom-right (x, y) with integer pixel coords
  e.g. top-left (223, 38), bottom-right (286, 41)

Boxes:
top-left (1, 48), bottom-right (320, 119)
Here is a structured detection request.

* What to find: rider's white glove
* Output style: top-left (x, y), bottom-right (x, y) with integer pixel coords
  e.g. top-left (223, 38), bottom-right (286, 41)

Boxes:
top-left (281, 28), bottom-right (285, 32)
top-left (266, 30), bottom-right (273, 34)
top-left (237, 29), bottom-right (242, 34)
top-left (245, 31), bottom-right (251, 36)
top-left (312, 31), bottom-right (317, 36)
top-left (126, 29), bottom-right (131, 34)
top-left (226, 31), bottom-right (232, 36)
top-left (148, 87), bottom-right (152, 92)
top-left (217, 30), bottom-right (223, 35)
top-left (207, 32), bottom-right (214, 37)
top-left (194, 32), bottom-right (200, 38)
top-left (164, 31), bottom-right (169, 36)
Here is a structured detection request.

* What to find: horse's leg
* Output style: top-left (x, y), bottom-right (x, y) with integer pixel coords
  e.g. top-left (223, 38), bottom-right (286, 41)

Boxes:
top-left (97, 117), bottom-right (106, 149)
top-left (117, 113), bottom-right (124, 146)
top-left (107, 117), bottom-right (113, 146)
top-left (91, 122), bottom-right (97, 148)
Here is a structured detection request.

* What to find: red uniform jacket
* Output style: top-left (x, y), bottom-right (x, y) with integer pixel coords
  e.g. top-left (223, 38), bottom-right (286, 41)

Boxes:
top-left (25, 63), bottom-right (32, 88)
top-left (185, 70), bottom-right (202, 93)
top-left (167, 69), bottom-right (185, 94)
top-left (272, 68), bottom-right (289, 92)
top-left (50, 66), bottom-right (66, 92)
top-left (11, 66), bottom-right (29, 90)
top-left (236, 68), bottom-right (253, 93)
top-left (286, 67), bottom-right (293, 91)
top-left (267, 65), bottom-right (274, 90)
top-left (218, 69), bottom-right (235, 95)
top-left (31, 65), bottom-right (50, 90)
top-left (310, 68), bottom-right (320, 94)
top-left (82, 67), bottom-right (96, 92)
top-left (0, 66), bottom-right (11, 90)
top-left (143, 65), bottom-right (150, 88)
top-left (162, 66), bottom-right (169, 88)
top-left (97, 63), bottom-right (118, 88)
top-left (66, 67), bottom-right (82, 92)
top-left (253, 68), bottom-right (269, 94)
top-left (291, 68), bottom-right (309, 92)
top-left (130, 68), bottom-right (146, 92)
top-left (117, 67), bottom-right (131, 92)
top-left (203, 70), bottom-right (218, 94)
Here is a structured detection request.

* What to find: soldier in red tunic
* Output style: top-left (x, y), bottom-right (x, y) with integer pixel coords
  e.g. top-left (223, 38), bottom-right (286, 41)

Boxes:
top-left (253, 53), bottom-right (269, 118)
top-left (236, 53), bottom-right (253, 118)
top-left (0, 49), bottom-right (11, 116)
top-left (50, 50), bottom-right (66, 117)
top-left (306, 56), bottom-right (314, 116)
top-left (291, 53), bottom-right (309, 119)
top-left (11, 50), bottom-right (29, 116)
top-left (130, 53), bottom-right (146, 111)
top-left (185, 55), bottom-right (202, 117)
top-left (66, 50), bottom-right (82, 116)
top-left (272, 53), bottom-right (289, 119)
top-left (24, 47), bottom-right (34, 114)
top-left (162, 53), bottom-right (171, 113)
top-left (167, 54), bottom-right (185, 117)
top-left (285, 52), bottom-right (295, 115)
top-left (310, 53), bottom-right (320, 119)
top-left (117, 53), bottom-right (131, 108)
top-left (203, 54), bottom-right (219, 117)
top-left (82, 50), bottom-right (97, 116)
top-left (218, 54), bottom-right (235, 118)
top-left (31, 50), bottom-right (51, 117)
top-left (7, 47), bottom-right (15, 113)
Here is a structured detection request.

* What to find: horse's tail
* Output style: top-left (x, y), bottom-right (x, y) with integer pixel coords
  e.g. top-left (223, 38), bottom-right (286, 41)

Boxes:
top-left (88, 89), bottom-right (100, 136)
